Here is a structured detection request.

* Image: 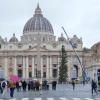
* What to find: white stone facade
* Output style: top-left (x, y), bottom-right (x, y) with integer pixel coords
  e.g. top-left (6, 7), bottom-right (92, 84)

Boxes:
top-left (0, 4), bottom-right (99, 82)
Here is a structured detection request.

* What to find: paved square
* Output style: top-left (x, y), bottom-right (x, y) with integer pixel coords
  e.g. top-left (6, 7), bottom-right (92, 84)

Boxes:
top-left (0, 84), bottom-right (100, 100)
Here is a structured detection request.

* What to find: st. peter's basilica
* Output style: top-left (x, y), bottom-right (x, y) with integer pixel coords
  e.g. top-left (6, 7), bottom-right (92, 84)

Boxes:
top-left (0, 4), bottom-right (100, 82)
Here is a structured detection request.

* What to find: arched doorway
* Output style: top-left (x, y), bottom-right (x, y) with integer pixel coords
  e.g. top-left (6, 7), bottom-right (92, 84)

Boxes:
top-left (71, 65), bottom-right (78, 80)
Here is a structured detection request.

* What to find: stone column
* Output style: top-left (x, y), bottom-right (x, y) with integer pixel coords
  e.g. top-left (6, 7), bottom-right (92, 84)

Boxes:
top-left (4, 57), bottom-right (8, 80)
top-left (22, 56), bottom-right (25, 79)
top-left (26, 56), bottom-right (29, 79)
top-left (49, 56), bottom-right (52, 79)
top-left (41, 57), bottom-right (43, 78)
top-left (32, 57), bottom-right (34, 78)
top-left (46, 56), bottom-right (49, 79)
top-left (14, 57), bottom-right (17, 75)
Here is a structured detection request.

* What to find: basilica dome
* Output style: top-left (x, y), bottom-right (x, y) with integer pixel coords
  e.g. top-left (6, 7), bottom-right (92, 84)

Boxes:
top-left (23, 4), bottom-right (54, 34)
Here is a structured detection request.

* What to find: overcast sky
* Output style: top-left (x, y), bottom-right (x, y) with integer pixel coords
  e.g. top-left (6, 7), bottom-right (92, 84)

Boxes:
top-left (0, 0), bottom-right (100, 48)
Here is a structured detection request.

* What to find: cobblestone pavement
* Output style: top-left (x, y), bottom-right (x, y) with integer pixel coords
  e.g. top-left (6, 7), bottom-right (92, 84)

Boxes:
top-left (0, 84), bottom-right (100, 100)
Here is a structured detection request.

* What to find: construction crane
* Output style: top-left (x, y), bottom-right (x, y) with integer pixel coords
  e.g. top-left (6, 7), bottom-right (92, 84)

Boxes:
top-left (62, 27), bottom-right (86, 84)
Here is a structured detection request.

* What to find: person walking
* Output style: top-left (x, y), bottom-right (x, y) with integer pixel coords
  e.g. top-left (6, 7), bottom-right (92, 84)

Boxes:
top-left (91, 79), bottom-right (98, 95)
top-left (22, 80), bottom-right (27, 91)
top-left (36, 80), bottom-right (40, 91)
top-left (9, 81), bottom-right (16, 98)
top-left (1, 80), bottom-right (8, 97)
top-left (52, 81), bottom-right (57, 90)
top-left (19, 81), bottom-right (22, 91)
top-left (16, 81), bottom-right (19, 92)
top-left (72, 80), bottom-right (75, 90)
top-left (28, 81), bottom-right (31, 91)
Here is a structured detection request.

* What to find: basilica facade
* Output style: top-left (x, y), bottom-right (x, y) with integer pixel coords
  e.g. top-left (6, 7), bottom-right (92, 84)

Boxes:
top-left (0, 4), bottom-right (100, 82)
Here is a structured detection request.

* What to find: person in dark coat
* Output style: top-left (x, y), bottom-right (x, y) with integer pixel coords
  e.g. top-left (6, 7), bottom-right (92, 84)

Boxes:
top-left (91, 79), bottom-right (98, 95)
top-left (22, 80), bottom-right (27, 91)
top-left (52, 81), bottom-right (57, 90)
top-left (35, 80), bottom-right (40, 91)
top-left (30, 81), bottom-right (35, 90)
top-left (28, 81), bottom-right (31, 91)
top-left (16, 81), bottom-right (19, 92)
top-left (72, 80), bottom-right (75, 90)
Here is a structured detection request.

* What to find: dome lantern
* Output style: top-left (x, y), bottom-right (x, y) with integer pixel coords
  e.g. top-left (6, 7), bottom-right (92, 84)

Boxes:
top-left (35, 3), bottom-right (42, 15)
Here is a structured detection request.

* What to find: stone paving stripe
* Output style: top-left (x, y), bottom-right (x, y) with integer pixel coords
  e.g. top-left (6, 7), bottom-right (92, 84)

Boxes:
top-left (60, 97), bottom-right (68, 100)
top-left (22, 98), bottom-right (29, 100)
top-left (85, 98), bottom-right (94, 100)
top-left (47, 98), bottom-right (54, 100)
top-left (9, 98), bottom-right (16, 100)
top-left (34, 98), bottom-right (42, 100)
top-left (72, 98), bottom-right (81, 100)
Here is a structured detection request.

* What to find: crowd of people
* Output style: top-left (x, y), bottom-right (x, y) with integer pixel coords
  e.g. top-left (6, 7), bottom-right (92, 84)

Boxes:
top-left (0, 79), bottom-right (57, 98)
top-left (0, 78), bottom-right (99, 98)
top-left (15, 80), bottom-right (41, 92)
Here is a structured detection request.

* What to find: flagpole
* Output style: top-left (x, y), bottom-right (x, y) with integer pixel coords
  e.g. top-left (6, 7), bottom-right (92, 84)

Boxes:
top-left (62, 26), bottom-right (86, 83)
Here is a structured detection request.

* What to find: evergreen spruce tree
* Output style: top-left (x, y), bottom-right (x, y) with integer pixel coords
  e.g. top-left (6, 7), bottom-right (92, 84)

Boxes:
top-left (59, 45), bottom-right (68, 83)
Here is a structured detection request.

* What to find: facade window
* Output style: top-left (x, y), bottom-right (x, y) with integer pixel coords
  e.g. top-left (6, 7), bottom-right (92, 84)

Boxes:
top-left (29, 45), bottom-right (32, 49)
top-left (53, 64), bottom-right (57, 67)
top-left (18, 44), bottom-right (22, 48)
top-left (43, 72), bottom-right (46, 78)
top-left (43, 65), bottom-right (46, 67)
top-left (29, 72), bottom-right (32, 78)
top-left (43, 45), bottom-right (46, 48)
top-left (18, 69), bottom-right (22, 78)
top-left (29, 65), bottom-right (32, 67)
top-left (52, 69), bottom-right (57, 78)
top-left (18, 65), bottom-right (21, 67)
